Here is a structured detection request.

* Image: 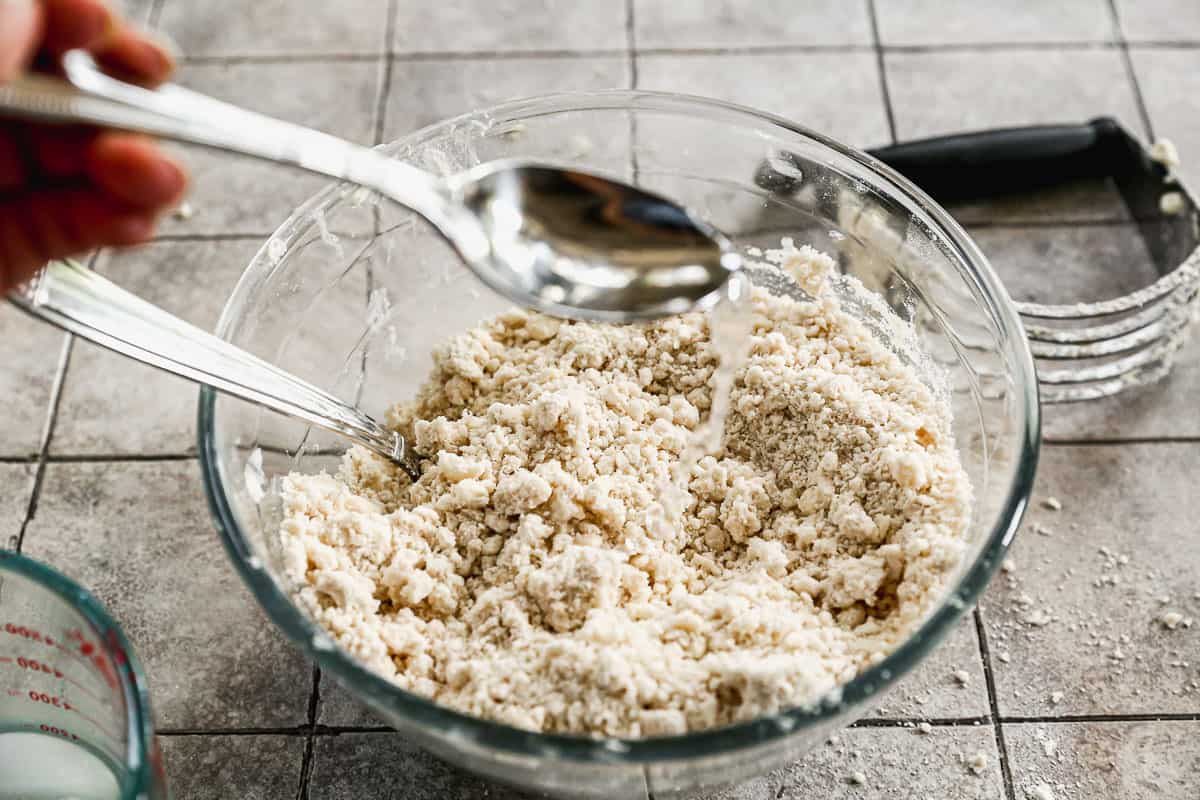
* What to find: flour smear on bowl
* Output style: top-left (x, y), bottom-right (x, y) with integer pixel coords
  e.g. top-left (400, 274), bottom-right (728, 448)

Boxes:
top-left (277, 240), bottom-right (972, 737)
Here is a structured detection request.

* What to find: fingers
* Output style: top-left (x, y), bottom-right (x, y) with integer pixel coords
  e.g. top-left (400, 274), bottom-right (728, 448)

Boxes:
top-left (0, 133), bottom-right (28, 191)
top-left (0, 185), bottom-right (156, 292)
top-left (0, 124), bottom-right (186, 212)
top-left (23, 124), bottom-right (98, 178)
top-left (39, 0), bottom-right (114, 56)
top-left (0, 0), bottom-right (186, 291)
top-left (85, 131), bottom-right (187, 209)
top-left (93, 24), bottom-right (176, 86)
top-left (41, 0), bottom-right (176, 86)
top-left (0, 0), bottom-right (43, 82)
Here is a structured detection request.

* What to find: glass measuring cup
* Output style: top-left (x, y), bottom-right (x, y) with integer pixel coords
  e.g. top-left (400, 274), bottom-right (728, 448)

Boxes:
top-left (0, 551), bottom-right (166, 800)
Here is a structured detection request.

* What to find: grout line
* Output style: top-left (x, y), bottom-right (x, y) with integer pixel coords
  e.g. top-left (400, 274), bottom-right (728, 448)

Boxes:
top-left (313, 726), bottom-right (395, 735)
top-left (147, 0), bottom-right (168, 28)
top-left (1003, 712), bottom-right (1200, 724)
top-left (36, 325), bottom-right (75, 456)
top-left (156, 725), bottom-right (393, 737)
top-left (634, 44), bottom-right (876, 57)
top-left (296, 735), bottom-right (316, 799)
top-left (351, 0), bottom-right (397, 417)
top-left (972, 607), bottom-right (1017, 800)
top-left (360, 0), bottom-right (395, 406)
top-left (625, 0), bottom-right (640, 185)
top-left (307, 666), bottom-right (323, 728)
top-left (179, 50), bottom-right (617, 68)
top-left (14, 332), bottom-right (74, 552)
top-left (359, 225), bottom-right (377, 411)
top-left (866, 0), bottom-right (898, 145)
top-left (851, 716), bottom-right (991, 728)
top-left (41, 453), bottom-right (199, 463)
top-left (158, 726), bottom-right (309, 737)
top-left (295, 666), bottom-right (323, 800)
top-left (358, 1), bottom-right (396, 411)
top-left (181, 53), bottom-right (384, 66)
top-left (1106, 0), bottom-right (1157, 142)
top-left (884, 40), bottom-right (1122, 54)
top-left (373, 0), bottom-right (399, 147)
top-left (1041, 436), bottom-right (1200, 446)
top-left (1004, 712), bottom-right (1200, 725)
top-left (1126, 40), bottom-right (1200, 50)
top-left (167, 40), bottom-right (1200, 66)
top-left (625, 0), bottom-right (639, 88)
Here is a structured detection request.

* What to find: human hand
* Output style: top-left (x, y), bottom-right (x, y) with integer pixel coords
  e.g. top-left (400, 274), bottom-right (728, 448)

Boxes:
top-left (0, 0), bottom-right (187, 293)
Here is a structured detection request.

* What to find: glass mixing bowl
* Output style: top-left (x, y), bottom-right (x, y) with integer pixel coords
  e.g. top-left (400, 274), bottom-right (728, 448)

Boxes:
top-left (198, 91), bottom-right (1040, 798)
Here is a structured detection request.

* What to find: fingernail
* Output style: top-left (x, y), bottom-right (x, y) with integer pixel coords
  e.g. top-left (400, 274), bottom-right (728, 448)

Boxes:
top-left (146, 155), bottom-right (188, 204)
top-left (148, 29), bottom-right (182, 64)
top-left (110, 214), bottom-right (156, 245)
top-left (115, 24), bottom-right (181, 76)
top-left (139, 34), bottom-right (178, 78)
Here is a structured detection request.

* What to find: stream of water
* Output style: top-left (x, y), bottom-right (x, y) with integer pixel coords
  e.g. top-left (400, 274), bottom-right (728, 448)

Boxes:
top-left (649, 271), bottom-right (755, 538)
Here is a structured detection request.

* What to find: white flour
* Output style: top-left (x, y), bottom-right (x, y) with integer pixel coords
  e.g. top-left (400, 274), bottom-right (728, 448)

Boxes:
top-left (278, 241), bottom-right (972, 736)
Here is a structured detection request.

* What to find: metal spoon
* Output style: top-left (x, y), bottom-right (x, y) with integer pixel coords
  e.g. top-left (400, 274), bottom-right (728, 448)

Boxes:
top-left (0, 53), bottom-right (740, 477)
top-left (0, 52), bottom-right (740, 321)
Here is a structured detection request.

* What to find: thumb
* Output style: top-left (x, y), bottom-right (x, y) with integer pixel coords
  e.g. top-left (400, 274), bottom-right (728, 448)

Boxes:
top-left (0, 0), bottom-right (42, 83)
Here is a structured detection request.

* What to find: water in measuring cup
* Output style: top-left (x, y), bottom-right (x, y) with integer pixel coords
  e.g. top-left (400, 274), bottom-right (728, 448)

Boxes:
top-left (0, 731), bottom-right (120, 799)
top-left (0, 609), bottom-right (131, 799)
top-left (649, 271), bottom-right (755, 536)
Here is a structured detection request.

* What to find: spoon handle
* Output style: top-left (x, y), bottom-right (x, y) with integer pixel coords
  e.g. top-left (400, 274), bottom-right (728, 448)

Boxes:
top-left (0, 51), bottom-right (448, 219)
top-left (9, 261), bottom-right (420, 480)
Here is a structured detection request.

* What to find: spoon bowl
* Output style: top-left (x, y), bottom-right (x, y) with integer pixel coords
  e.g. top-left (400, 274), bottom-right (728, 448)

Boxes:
top-left (455, 162), bottom-right (740, 320)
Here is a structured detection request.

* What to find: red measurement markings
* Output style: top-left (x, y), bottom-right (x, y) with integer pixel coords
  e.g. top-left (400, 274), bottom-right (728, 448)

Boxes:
top-left (3, 622), bottom-right (120, 692)
top-left (39, 723), bottom-right (81, 743)
top-left (14, 656), bottom-right (64, 678)
top-left (0, 649), bottom-right (114, 711)
top-left (2, 622), bottom-right (59, 647)
top-left (27, 689), bottom-right (73, 711)
top-left (3, 622), bottom-right (89, 669)
top-left (21, 687), bottom-right (123, 742)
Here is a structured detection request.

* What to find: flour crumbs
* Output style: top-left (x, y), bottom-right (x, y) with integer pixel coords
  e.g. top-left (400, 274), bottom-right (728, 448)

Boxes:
top-left (278, 241), bottom-right (972, 736)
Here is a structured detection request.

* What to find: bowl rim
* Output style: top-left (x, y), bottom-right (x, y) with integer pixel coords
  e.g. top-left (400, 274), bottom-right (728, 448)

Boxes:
top-left (198, 88), bottom-right (1041, 763)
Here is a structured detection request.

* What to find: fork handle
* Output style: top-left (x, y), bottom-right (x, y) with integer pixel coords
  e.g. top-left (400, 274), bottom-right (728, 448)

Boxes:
top-left (9, 260), bottom-right (419, 479)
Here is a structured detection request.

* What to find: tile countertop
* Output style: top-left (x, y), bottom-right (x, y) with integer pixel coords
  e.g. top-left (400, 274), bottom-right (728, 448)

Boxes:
top-left (3, 0), bottom-right (1200, 798)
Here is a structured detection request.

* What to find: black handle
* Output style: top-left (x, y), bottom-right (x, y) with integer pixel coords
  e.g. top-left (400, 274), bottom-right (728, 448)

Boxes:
top-left (865, 117), bottom-right (1147, 204)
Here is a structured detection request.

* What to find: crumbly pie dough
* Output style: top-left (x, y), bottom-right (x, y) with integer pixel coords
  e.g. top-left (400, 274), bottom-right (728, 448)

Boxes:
top-left (279, 242), bottom-right (971, 736)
